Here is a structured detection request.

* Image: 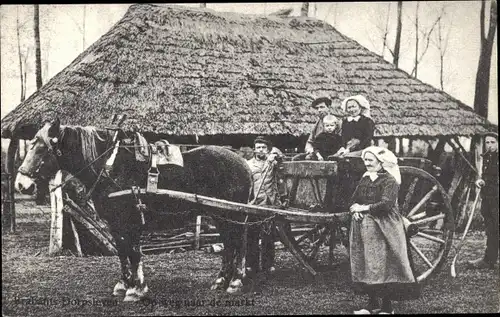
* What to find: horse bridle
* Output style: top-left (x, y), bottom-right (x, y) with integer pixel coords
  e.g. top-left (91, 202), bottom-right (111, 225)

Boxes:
top-left (18, 136), bottom-right (62, 179)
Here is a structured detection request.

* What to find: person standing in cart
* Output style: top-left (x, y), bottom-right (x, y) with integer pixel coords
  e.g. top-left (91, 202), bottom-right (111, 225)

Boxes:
top-left (246, 136), bottom-right (283, 274)
top-left (333, 95), bottom-right (376, 212)
top-left (304, 97), bottom-right (335, 156)
top-left (293, 96), bottom-right (342, 161)
top-left (468, 131), bottom-right (499, 270)
top-left (349, 146), bottom-right (420, 315)
top-left (334, 95), bottom-right (375, 158)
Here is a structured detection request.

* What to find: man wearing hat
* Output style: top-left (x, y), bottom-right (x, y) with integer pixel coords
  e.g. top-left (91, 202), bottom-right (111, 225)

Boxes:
top-left (246, 136), bottom-right (283, 274)
top-left (468, 132), bottom-right (499, 269)
top-left (304, 97), bottom-right (335, 155)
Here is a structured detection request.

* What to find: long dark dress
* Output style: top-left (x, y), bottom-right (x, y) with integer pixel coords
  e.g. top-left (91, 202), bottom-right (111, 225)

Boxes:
top-left (341, 115), bottom-right (375, 151)
top-left (349, 170), bottom-right (420, 300)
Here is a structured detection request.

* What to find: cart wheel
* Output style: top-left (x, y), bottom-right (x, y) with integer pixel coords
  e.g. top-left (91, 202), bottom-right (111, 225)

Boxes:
top-left (287, 223), bottom-right (330, 263)
top-left (398, 166), bottom-right (455, 283)
top-left (277, 213), bottom-right (350, 271)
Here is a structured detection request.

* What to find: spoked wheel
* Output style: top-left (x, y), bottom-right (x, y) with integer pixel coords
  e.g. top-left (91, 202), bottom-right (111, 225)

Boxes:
top-left (398, 166), bottom-right (455, 283)
top-left (276, 160), bottom-right (352, 274)
top-left (285, 222), bottom-right (334, 263)
top-left (276, 211), bottom-right (350, 276)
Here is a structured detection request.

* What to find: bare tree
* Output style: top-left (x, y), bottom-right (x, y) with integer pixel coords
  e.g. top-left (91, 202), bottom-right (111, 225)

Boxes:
top-left (22, 47), bottom-right (30, 95)
top-left (15, 6), bottom-right (32, 102)
top-left (42, 36), bottom-right (51, 81)
top-left (432, 8), bottom-right (452, 90)
top-left (200, 3), bottom-right (206, 8)
top-left (34, 4), bottom-right (42, 89)
top-left (393, 1), bottom-right (402, 66)
top-left (61, 5), bottom-right (87, 52)
top-left (367, 3), bottom-right (392, 58)
top-left (473, 0), bottom-right (497, 118)
top-left (16, 7), bottom-right (26, 102)
top-left (413, 2), bottom-right (420, 77)
top-left (34, 4), bottom-right (49, 205)
top-left (381, 3), bottom-right (392, 57)
top-left (301, 2), bottom-right (309, 17)
top-left (82, 5), bottom-right (86, 51)
top-left (410, 3), bottom-right (445, 77)
top-left (368, 2), bottom-right (402, 67)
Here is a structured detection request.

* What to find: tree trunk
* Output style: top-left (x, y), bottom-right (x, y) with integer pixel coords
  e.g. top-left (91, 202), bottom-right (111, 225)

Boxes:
top-left (414, 2), bottom-right (420, 78)
top-left (473, 0), bottom-right (497, 118)
top-left (34, 4), bottom-right (42, 88)
top-left (33, 4), bottom-right (45, 204)
top-left (382, 3), bottom-right (391, 57)
top-left (301, 2), bottom-right (309, 17)
top-left (393, 1), bottom-right (402, 67)
top-left (16, 8), bottom-right (25, 102)
top-left (438, 19), bottom-right (445, 90)
top-left (82, 5), bottom-right (86, 51)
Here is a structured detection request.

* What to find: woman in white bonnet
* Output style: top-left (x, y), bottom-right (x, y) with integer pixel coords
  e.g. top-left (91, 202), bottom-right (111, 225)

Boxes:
top-left (349, 146), bottom-right (420, 314)
top-left (334, 95), bottom-right (375, 157)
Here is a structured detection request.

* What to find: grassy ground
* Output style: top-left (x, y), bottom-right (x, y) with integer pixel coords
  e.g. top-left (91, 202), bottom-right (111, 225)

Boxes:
top-left (2, 200), bottom-right (499, 316)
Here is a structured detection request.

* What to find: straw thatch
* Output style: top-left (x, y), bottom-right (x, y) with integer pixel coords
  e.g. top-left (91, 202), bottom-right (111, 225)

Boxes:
top-left (1, 4), bottom-right (491, 140)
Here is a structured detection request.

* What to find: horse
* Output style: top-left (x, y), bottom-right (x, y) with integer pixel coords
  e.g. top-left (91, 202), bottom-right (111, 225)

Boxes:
top-left (15, 118), bottom-right (256, 301)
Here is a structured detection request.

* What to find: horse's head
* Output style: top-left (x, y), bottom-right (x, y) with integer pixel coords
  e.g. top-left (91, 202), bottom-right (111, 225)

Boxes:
top-left (15, 118), bottom-right (62, 194)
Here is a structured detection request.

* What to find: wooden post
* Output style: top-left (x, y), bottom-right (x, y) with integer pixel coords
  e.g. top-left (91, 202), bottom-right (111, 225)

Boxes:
top-left (387, 137), bottom-right (396, 153)
top-left (395, 138), bottom-right (401, 155)
top-left (474, 136), bottom-right (483, 179)
top-left (49, 171), bottom-right (64, 255)
top-left (6, 138), bottom-right (19, 233)
top-left (69, 217), bottom-right (83, 256)
top-left (195, 215), bottom-right (202, 250)
top-left (473, 135), bottom-right (484, 218)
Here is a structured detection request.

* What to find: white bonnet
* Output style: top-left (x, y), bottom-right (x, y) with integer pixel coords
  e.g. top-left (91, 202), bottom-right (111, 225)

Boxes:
top-left (341, 95), bottom-right (371, 118)
top-left (362, 146), bottom-right (401, 184)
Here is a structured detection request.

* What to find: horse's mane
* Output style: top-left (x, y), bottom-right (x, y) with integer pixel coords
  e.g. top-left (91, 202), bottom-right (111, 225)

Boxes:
top-left (37, 124), bottom-right (107, 166)
top-left (74, 126), bottom-right (107, 165)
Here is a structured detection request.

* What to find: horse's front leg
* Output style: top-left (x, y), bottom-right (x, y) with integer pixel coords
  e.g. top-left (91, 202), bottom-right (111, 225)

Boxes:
top-left (124, 229), bottom-right (149, 302)
top-left (210, 219), bottom-right (232, 291)
top-left (227, 222), bottom-right (253, 295)
top-left (113, 233), bottom-right (133, 297)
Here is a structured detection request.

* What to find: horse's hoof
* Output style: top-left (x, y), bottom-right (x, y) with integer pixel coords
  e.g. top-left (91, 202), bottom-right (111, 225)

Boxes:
top-left (210, 277), bottom-right (226, 291)
top-left (123, 294), bottom-right (140, 302)
top-left (113, 280), bottom-right (127, 296)
top-left (123, 285), bottom-right (149, 302)
top-left (226, 279), bottom-right (243, 295)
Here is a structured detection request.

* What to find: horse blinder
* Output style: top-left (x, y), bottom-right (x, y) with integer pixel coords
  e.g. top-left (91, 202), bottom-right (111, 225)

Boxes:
top-left (49, 137), bottom-right (62, 157)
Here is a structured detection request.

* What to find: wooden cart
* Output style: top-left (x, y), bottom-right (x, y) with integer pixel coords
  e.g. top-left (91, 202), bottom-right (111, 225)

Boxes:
top-left (109, 156), bottom-right (455, 284)
top-left (277, 157), bottom-right (454, 283)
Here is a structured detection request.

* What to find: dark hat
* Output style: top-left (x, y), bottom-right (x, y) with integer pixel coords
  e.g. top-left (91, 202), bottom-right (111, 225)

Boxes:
top-left (484, 131), bottom-right (498, 139)
top-left (254, 136), bottom-right (273, 148)
top-left (311, 97), bottom-right (332, 109)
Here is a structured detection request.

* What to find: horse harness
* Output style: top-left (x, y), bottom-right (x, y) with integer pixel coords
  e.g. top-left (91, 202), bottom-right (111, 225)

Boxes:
top-left (105, 133), bottom-right (173, 225)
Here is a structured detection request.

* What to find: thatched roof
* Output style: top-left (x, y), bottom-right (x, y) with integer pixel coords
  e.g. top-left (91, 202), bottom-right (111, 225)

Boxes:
top-left (1, 3), bottom-right (491, 140)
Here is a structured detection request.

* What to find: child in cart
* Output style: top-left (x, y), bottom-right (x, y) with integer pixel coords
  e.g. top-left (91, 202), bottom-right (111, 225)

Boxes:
top-left (306, 115), bottom-right (343, 161)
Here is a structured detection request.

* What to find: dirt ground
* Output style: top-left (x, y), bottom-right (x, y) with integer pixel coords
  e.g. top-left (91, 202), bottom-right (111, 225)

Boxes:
top-left (2, 199), bottom-right (499, 316)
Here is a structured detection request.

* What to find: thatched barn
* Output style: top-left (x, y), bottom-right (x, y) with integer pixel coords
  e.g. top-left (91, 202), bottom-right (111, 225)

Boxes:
top-left (1, 3), bottom-right (493, 150)
top-left (1, 3), bottom-right (496, 237)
